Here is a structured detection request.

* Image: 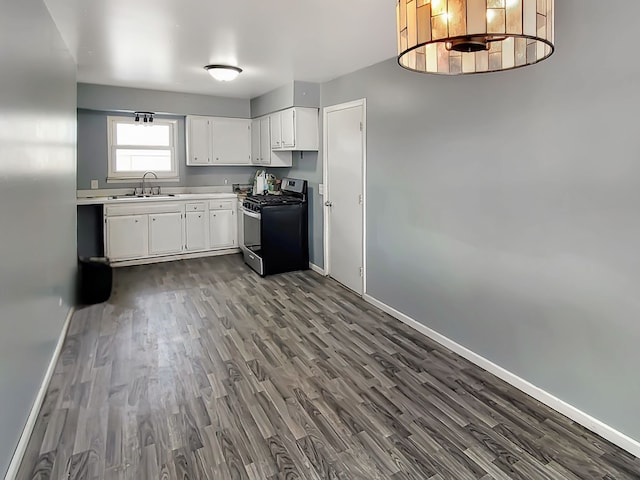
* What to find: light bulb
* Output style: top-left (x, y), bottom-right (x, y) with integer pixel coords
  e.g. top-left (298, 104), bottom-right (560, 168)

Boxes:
top-left (204, 65), bottom-right (242, 82)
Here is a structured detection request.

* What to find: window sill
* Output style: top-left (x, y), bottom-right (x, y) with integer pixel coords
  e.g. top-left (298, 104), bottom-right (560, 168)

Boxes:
top-left (106, 177), bottom-right (180, 184)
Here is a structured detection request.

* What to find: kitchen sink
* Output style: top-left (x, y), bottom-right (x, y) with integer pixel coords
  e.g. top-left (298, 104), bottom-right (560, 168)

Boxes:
top-left (109, 194), bottom-right (178, 200)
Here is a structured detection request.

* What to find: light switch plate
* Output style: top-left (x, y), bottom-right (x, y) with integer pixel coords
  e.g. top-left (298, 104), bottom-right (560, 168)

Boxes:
top-left (90, 180), bottom-right (99, 190)
top-left (319, 183), bottom-right (324, 195)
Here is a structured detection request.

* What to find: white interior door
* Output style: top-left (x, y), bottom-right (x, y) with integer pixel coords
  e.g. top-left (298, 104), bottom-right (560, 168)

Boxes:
top-left (325, 100), bottom-right (365, 295)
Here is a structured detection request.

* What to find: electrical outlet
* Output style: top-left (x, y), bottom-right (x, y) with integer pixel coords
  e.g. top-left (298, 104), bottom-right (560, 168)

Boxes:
top-left (319, 183), bottom-right (324, 195)
top-left (90, 179), bottom-right (99, 190)
top-left (58, 297), bottom-right (63, 307)
top-left (224, 178), bottom-right (228, 185)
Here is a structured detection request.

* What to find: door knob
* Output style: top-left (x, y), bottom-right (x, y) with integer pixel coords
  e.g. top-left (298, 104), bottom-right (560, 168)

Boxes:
top-left (325, 201), bottom-right (333, 207)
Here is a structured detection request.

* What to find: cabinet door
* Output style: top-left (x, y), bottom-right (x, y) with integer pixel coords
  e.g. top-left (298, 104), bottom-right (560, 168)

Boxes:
top-left (187, 116), bottom-right (211, 165)
top-left (269, 150), bottom-right (293, 167)
top-left (209, 209), bottom-right (236, 249)
top-left (185, 211), bottom-right (207, 251)
top-left (212, 118), bottom-right (251, 165)
top-left (281, 108), bottom-right (296, 148)
top-left (270, 112), bottom-right (282, 149)
top-left (106, 215), bottom-right (148, 260)
top-left (251, 118), bottom-right (261, 165)
top-left (260, 117), bottom-right (271, 164)
top-left (236, 201), bottom-right (244, 248)
top-left (149, 212), bottom-right (183, 255)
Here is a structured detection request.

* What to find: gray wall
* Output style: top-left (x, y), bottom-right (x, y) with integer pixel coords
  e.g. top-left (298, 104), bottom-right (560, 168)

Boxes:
top-left (77, 109), bottom-right (257, 190)
top-left (293, 81), bottom-right (321, 109)
top-left (250, 83), bottom-right (294, 118)
top-left (250, 81), bottom-right (320, 118)
top-left (320, 0), bottom-right (640, 442)
top-left (278, 152), bottom-right (323, 266)
top-left (0, 0), bottom-right (77, 475)
top-left (78, 83), bottom-right (250, 117)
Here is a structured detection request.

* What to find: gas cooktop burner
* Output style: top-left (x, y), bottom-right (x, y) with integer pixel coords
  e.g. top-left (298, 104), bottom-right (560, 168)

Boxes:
top-left (247, 195), bottom-right (299, 201)
top-left (243, 178), bottom-right (308, 212)
top-left (243, 195), bottom-right (304, 211)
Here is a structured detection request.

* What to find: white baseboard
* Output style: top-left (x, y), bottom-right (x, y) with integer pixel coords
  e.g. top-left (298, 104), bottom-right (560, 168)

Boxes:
top-left (309, 262), bottom-right (326, 275)
top-left (4, 307), bottom-right (75, 480)
top-left (363, 294), bottom-right (640, 459)
top-left (111, 248), bottom-right (241, 268)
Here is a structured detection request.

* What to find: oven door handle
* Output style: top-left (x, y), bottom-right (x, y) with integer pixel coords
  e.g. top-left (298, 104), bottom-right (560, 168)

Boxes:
top-left (242, 208), bottom-right (261, 219)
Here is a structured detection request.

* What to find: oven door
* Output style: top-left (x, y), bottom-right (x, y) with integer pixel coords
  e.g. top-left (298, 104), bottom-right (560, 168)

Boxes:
top-left (242, 207), bottom-right (264, 274)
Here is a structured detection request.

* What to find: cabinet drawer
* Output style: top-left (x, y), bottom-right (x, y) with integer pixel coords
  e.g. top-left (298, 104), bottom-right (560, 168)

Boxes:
top-left (105, 202), bottom-right (183, 216)
top-left (209, 200), bottom-right (234, 210)
top-left (185, 202), bottom-right (206, 212)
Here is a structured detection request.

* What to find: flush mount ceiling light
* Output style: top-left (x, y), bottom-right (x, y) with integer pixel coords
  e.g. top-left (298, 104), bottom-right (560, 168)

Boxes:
top-left (134, 111), bottom-right (154, 124)
top-left (397, 0), bottom-right (555, 75)
top-left (204, 64), bottom-right (242, 82)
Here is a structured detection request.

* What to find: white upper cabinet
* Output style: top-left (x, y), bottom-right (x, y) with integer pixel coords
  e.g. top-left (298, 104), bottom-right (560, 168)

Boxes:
top-left (260, 117), bottom-right (271, 160)
top-left (186, 116), bottom-right (211, 165)
top-left (270, 112), bottom-right (283, 149)
top-left (252, 116), bottom-right (292, 167)
top-left (186, 116), bottom-right (251, 166)
top-left (280, 109), bottom-right (295, 148)
top-left (251, 118), bottom-right (261, 165)
top-left (186, 108), bottom-right (317, 167)
top-left (212, 118), bottom-right (251, 165)
top-left (269, 107), bottom-right (318, 151)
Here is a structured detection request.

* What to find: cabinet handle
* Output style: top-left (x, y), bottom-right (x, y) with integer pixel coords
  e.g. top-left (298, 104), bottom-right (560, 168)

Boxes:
top-left (135, 220), bottom-right (138, 223)
top-left (216, 157), bottom-right (219, 161)
top-left (152, 218), bottom-right (156, 221)
top-left (198, 215), bottom-right (201, 218)
top-left (194, 156), bottom-right (198, 161)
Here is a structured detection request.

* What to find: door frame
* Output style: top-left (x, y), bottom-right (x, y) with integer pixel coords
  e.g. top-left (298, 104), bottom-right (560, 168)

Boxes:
top-left (322, 98), bottom-right (367, 295)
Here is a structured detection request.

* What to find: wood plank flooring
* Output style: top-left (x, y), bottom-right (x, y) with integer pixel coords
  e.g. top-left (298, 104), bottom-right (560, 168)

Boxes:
top-left (15, 254), bottom-right (640, 479)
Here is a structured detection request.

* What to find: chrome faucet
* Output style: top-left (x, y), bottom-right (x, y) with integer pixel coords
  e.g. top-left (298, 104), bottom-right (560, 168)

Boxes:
top-left (140, 171), bottom-right (158, 195)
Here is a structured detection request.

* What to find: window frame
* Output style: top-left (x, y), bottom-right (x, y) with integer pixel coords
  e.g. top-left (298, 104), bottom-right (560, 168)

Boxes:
top-left (106, 115), bottom-right (179, 182)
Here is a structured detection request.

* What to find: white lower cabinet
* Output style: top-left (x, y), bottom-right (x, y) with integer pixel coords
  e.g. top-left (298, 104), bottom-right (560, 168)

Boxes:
top-left (106, 215), bottom-right (149, 260)
top-left (237, 200), bottom-right (244, 248)
top-left (149, 212), bottom-right (183, 255)
top-left (209, 208), bottom-right (236, 249)
top-left (185, 210), bottom-right (208, 251)
top-left (105, 196), bottom-right (238, 265)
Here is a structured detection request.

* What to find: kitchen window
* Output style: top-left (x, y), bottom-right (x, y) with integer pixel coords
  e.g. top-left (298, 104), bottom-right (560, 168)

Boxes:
top-left (107, 116), bottom-right (178, 182)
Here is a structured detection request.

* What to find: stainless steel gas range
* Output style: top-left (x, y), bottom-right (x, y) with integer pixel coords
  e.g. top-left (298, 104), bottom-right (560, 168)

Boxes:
top-left (241, 178), bottom-right (309, 276)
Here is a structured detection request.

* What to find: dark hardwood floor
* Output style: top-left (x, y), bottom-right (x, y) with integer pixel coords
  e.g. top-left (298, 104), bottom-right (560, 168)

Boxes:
top-left (15, 254), bottom-right (640, 479)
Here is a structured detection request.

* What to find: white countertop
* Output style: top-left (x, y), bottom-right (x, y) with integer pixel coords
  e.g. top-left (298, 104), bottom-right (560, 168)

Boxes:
top-left (77, 192), bottom-right (239, 206)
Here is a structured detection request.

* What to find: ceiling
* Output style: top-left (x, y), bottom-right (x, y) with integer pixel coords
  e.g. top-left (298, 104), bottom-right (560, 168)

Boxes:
top-left (43, 0), bottom-right (398, 99)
